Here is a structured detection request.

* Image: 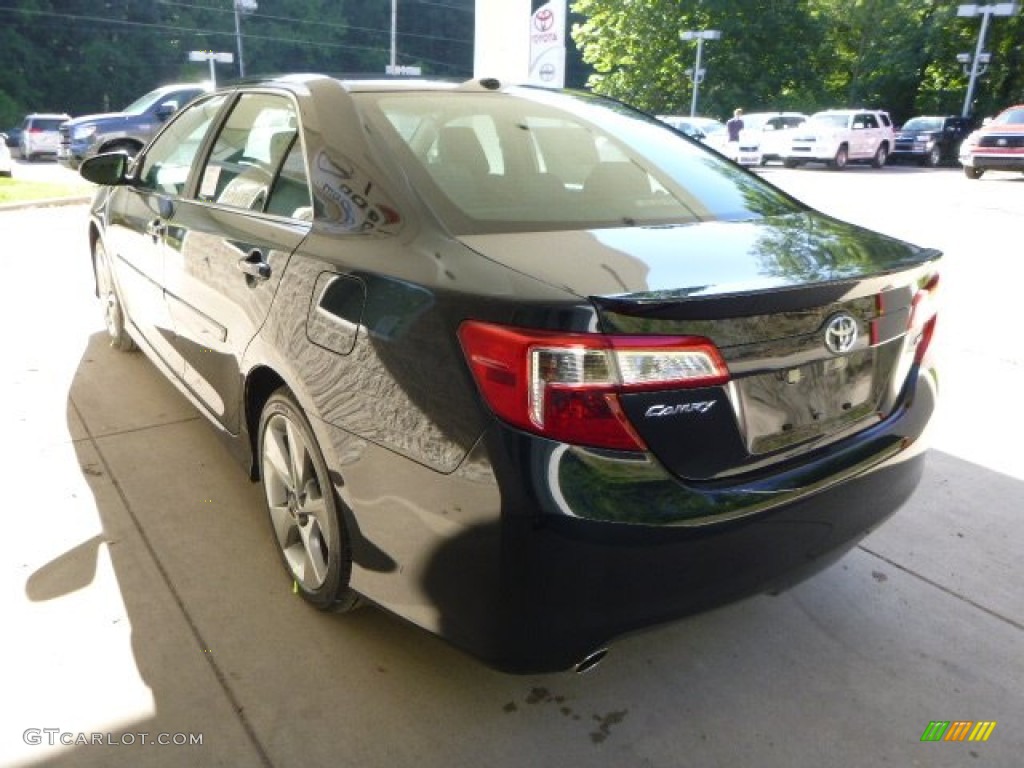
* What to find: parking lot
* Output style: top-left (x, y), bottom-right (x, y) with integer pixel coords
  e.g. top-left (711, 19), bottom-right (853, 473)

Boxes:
top-left (1, 165), bottom-right (1022, 767)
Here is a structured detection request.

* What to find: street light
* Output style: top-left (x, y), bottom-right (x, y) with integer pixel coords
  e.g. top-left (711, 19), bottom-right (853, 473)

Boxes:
top-left (957, 3), bottom-right (1020, 117)
top-left (234, 0), bottom-right (258, 78)
top-left (188, 50), bottom-right (234, 86)
top-left (680, 29), bottom-right (721, 118)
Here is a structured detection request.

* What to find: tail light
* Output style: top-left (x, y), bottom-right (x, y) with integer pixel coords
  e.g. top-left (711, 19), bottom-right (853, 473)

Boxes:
top-left (458, 321), bottom-right (729, 451)
top-left (908, 272), bottom-right (939, 364)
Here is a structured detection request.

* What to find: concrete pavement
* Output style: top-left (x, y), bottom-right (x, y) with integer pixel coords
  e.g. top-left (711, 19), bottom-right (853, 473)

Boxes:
top-left (1, 172), bottom-right (1021, 767)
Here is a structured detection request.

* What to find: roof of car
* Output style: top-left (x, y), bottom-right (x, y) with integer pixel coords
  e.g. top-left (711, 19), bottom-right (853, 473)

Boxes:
top-left (222, 74), bottom-right (525, 95)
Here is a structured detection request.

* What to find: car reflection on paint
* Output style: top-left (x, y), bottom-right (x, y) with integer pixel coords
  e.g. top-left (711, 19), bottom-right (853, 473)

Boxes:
top-left (79, 75), bottom-right (941, 673)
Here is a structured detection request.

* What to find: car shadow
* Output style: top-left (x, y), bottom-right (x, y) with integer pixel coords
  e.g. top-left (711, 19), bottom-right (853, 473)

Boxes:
top-left (18, 329), bottom-right (1024, 765)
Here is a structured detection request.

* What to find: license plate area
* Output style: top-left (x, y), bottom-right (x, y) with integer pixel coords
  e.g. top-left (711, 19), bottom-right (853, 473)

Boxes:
top-left (738, 348), bottom-right (881, 454)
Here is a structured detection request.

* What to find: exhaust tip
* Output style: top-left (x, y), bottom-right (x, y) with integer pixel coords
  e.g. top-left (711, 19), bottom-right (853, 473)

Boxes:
top-left (573, 648), bottom-right (608, 675)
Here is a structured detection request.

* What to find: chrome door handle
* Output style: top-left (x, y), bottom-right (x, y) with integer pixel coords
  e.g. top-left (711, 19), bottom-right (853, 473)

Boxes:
top-left (237, 250), bottom-right (271, 281)
top-left (146, 219), bottom-right (166, 239)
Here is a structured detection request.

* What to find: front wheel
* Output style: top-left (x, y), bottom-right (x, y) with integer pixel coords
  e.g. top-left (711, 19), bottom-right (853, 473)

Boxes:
top-left (924, 146), bottom-right (941, 168)
top-left (871, 144), bottom-right (888, 169)
top-left (829, 146), bottom-right (848, 170)
top-left (258, 389), bottom-right (359, 612)
top-left (94, 240), bottom-right (137, 352)
top-left (964, 166), bottom-right (984, 180)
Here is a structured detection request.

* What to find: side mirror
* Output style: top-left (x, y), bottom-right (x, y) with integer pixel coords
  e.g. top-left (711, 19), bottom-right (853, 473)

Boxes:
top-left (80, 152), bottom-right (131, 186)
top-left (155, 101), bottom-right (179, 121)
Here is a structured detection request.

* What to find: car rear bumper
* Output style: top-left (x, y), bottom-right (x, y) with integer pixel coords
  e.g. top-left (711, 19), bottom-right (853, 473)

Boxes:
top-left (322, 362), bottom-right (937, 673)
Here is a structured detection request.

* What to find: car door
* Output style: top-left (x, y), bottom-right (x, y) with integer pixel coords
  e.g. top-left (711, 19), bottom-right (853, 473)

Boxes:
top-left (104, 94), bottom-right (229, 370)
top-left (856, 112), bottom-right (880, 159)
top-left (162, 91), bottom-right (313, 431)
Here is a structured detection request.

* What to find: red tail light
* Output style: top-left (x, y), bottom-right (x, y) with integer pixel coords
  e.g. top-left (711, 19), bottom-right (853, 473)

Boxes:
top-left (458, 321), bottom-right (730, 451)
top-left (908, 272), bottom-right (939, 364)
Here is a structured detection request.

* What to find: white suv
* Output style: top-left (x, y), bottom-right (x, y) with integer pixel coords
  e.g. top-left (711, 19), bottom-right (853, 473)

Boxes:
top-left (784, 109), bottom-right (894, 170)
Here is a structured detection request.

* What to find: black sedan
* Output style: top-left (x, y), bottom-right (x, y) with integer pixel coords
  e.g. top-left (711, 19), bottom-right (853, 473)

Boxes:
top-left (80, 75), bottom-right (940, 673)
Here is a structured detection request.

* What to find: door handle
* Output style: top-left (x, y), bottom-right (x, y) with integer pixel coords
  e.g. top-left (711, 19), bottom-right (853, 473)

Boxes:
top-left (146, 219), bottom-right (166, 240)
top-left (237, 249), bottom-right (271, 281)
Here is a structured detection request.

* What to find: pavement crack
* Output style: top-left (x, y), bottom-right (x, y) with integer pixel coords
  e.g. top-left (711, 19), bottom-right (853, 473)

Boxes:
top-left (70, 397), bottom-right (277, 768)
top-left (858, 544), bottom-right (1024, 632)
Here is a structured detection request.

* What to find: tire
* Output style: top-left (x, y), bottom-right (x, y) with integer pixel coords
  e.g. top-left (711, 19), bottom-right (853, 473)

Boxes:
top-left (783, 158), bottom-right (800, 169)
top-left (924, 146), bottom-right (941, 168)
top-left (93, 240), bottom-right (137, 352)
top-left (871, 143), bottom-right (888, 169)
top-left (829, 145), bottom-right (848, 170)
top-left (964, 166), bottom-right (984, 180)
top-left (258, 389), bottom-right (359, 612)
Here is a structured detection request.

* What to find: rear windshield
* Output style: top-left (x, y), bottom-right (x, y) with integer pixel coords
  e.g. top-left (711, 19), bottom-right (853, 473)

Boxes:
top-left (26, 118), bottom-right (65, 131)
top-left (355, 88), bottom-right (803, 235)
top-left (902, 117), bottom-right (943, 131)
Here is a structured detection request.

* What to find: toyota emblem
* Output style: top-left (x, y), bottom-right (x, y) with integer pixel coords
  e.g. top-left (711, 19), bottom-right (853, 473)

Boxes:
top-left (824, 313), bottom-right (858, 355)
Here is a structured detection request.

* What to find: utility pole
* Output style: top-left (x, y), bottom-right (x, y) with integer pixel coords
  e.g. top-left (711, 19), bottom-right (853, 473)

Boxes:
top-left (957, 3), bottom-right (1020, 117)
top-left (234, 0), bottom-right (258, 78)
top-left (680, 29), bottom-right (721, 118)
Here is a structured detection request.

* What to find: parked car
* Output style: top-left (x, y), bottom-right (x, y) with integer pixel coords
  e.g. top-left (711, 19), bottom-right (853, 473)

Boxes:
top-left (3, 126), bottom-right (22, 150)
top-left (58, 83), bottom-right (210, 170)
top-left (0, 134), bottom-right (12, 176)
top-left (702, 122), bottom-right (763, 166)
top-left (656, 115), bottom-right (725, 140)
top-left (739, 112), bottom-right (808, 165)
top-left (891, 115), bottom-right (971, 167)
top-left (784, 109), bottom-right (895, 170)
top-left (959, 104), bottom-right (1024, 179)
top-left (19, 113), bottom-right (70, 161)
top-left (80, 75), bottom-right (941, 673)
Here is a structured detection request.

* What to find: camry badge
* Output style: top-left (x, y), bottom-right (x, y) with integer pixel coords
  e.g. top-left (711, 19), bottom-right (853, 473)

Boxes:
top-left (824, 313), bottom-right (858, 355)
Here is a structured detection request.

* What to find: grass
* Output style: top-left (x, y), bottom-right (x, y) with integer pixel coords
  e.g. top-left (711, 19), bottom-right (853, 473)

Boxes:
top-left (0, 176), bottom-right (93, 204)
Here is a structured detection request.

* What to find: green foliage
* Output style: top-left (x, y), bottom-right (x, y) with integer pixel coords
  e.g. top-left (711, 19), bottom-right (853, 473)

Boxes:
top-left (0, 0), bottom-right (474, 126)
top-left (572, 0), bottom-right (1024, 122)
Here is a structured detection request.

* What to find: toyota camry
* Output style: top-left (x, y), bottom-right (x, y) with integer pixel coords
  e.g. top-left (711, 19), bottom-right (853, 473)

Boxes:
top-left (80, 75), bottom-right (940, 673)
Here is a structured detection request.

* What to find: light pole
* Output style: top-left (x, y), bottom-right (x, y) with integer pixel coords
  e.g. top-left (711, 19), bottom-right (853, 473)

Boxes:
top-left (680, 29), bottom-right (721, 118)
top-left (957, 3), bottom-right (1020, 118)
top-left (234, 0), bottom-right (258, 78)
top-left (188, 51), bottom-right (234, 86)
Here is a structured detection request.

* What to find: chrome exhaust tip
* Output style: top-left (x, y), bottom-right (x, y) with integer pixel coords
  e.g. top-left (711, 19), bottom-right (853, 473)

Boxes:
top-left (573, 648), bottom-right (608, 674)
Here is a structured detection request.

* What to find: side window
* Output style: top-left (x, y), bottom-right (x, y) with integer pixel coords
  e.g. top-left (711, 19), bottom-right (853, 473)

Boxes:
top-left (265, 138), bottom-right (313, 220)
top-left (861, 114), bottom-right (879, 130)
top-left (138, 95), bottom-right (227, 196)
top-left (197, 92), bottom-right (300, 212)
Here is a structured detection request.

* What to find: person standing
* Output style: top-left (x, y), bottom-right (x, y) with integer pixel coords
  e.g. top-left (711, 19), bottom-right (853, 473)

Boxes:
top-left (726, 108), bottom-right (744, 142)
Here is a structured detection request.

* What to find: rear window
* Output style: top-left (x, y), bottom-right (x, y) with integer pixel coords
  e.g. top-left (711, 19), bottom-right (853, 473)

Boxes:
top-left (356, 88), bottom-right (803, 235)
top-left (26, 118), bottom-right (65, 131)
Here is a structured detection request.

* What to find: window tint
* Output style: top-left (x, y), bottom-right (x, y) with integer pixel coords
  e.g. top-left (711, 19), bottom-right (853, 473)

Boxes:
top-left (360, 90), bottom-right (802, 235)
top-left (197, 93), bottom-right (300, 213)
top-left (138, 94), bottom-right (227, 196)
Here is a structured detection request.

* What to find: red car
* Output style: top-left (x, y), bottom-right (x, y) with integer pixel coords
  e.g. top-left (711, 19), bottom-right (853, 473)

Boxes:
top-left (959, 104), bottom-right (1024, 179)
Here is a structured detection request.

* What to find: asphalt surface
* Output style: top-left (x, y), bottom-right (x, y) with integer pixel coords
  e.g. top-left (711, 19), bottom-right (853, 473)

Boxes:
top-left (1, 165), bottom-right (1022, 767)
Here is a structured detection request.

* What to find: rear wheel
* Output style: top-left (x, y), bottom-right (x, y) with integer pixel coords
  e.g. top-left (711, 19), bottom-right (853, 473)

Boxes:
top-left (829, 146), bottom-right (848, 170)
top-left (258, 389), bottom-right (359, 612)
top-left (964, 166), bottom-right (984, 180)
top-left (93, 240), bottom-right (137, 352)
top-left (783, 158), bottom-right (800, 169)
top-left (871, 144), bottom-right (888, 169)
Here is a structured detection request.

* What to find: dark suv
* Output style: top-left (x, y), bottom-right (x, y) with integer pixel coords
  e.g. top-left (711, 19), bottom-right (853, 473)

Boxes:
top-left (58, 83), bottom-right (209, 170)
top-left (891, 115), bottom-right (971, 167)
